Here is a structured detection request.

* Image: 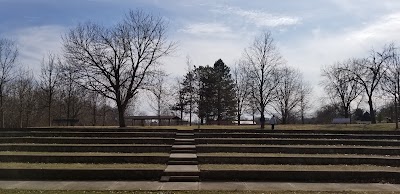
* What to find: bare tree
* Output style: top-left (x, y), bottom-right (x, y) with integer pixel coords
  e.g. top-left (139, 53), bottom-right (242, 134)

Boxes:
top-left (39, 53), bottom-right (60, 126)
top-left (272, 66), bottom-right (303, 124)
top-left (344, 45), bottom-right (392, 124)
top-left (147, 69), bottom-right (170, 125)
top-left (59, 63), bottom-right (86, 122)
top-left (0, 38), bottom-right (18, 128)
top-left (63, 10), bottom-right (174, 127)
top-left (12, 68), bottom-right (35, 128)
top-left (232, 61), bottom-right (251, 125)
top-left (171, 77), bottom-right (186, 125)
top-left (244, 31), bottom-right (283, 129)
top-left (298, 80), bottom-right (312, 124)
top-left (381, 43), bottom-right (399, 129)
top-left (322, 59), bottom-right (362, 119)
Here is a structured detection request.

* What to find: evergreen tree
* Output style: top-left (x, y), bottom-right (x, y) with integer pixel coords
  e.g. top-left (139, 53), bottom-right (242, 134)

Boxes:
top-left (172, 70), bottom-right (196, 125)
top-left (196, 65), bottom-right (215, 124)
top-left (174, 59), bottom-right (237, 125)
top-left (213, 59), bottom-right (237, 124)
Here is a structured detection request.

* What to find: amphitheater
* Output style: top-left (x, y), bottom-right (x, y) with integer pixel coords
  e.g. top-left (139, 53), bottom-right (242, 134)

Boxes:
top-left (0, 127), bottom-right (400, 189)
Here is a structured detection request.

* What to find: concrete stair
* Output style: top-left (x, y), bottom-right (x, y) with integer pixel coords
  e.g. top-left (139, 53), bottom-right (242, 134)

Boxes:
top-left (161, 131), bottom-right (199, 182)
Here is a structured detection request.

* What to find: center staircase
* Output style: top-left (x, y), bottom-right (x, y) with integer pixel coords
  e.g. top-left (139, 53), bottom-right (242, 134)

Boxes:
top-left (160, 130), bottom-right (199, 182)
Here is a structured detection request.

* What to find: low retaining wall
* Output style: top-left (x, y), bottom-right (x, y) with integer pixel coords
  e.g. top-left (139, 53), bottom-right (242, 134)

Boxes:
top-left (195, 138), bottom-right (400, 146)
top-left (200, 170), bottom-right (400, 183)
top-left (0, 155), bottom-right (170, 164)
top-left (0, 137), bottom-right (175, 145)
top-left (198, 156), bottom-right (400, 166)
top-left (195, 129), bottom-right (400, 135)
top-left (195, 133), bottom-right (400, 140)
top-left (0, 132), bottom-right (176, 138)
top-left (196, 145), bottom-right (400, 156)
top-left (0, 168), bottom-right (163, 180)
top-left (3, 128), bottom-right (177, 132)
top-left (0, 145), bottom-right (171, 153)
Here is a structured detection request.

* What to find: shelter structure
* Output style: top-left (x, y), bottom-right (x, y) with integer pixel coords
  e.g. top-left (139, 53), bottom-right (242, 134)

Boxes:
top-left (125, 116), bottom-right (181, 126)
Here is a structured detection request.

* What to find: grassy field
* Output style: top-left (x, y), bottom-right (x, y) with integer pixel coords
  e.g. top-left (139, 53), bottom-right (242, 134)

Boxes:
top-left (199, 164), bottom-right (400, 171)
top-left (196, 152), bottom-right (400, 158)
top-left (49, 123), bottom-right (399, 131)
top-left (1, 190), bottom-right (400, 194)
top-left (0, 151), bottom-right (169, 156)
top-left (0, 162), bottom-right (166, 169)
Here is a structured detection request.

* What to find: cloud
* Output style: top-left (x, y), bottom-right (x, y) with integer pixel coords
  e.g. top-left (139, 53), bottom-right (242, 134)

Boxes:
top-left (179, 22), bottom-right (235, 38)
top-left (280, 12), bottom-right (400, 107)
top-left (351, 13), bottom-right (400, 43)
top-left (213, 6), bottom-right (301, 27)
top-left (9, 25), bottom-right (66, 75)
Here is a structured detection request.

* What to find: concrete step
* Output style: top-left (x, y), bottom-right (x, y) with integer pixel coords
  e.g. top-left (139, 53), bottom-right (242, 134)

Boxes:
top-left (176, 133), bottom-right (194, 139)
top-left (164, 165), bottom-right (199, 175)
top-left (171, 149), bottom-right (196, 154)
top-left (168, 175), bottom-right (199, 182)
top-left (175, 138), bottom-right (195, 142)
top-left (160, 175), bottom-right (199, 182)
top-left (169, 153), bottom-right (197, 161)
top-left (176, 133), bottom-right (194, 136)
top-left (168, 160), bottom-right (198, 165)
top-left (174, 141), bottom-right (195, 145)
top-left (172, 145), bottom-right (196, 149)
top-left (175, 138), bottom-right (195, 143)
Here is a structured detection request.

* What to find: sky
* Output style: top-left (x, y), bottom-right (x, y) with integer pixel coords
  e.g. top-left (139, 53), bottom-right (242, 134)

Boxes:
top-left (1, 0), bottom-right (400, 115)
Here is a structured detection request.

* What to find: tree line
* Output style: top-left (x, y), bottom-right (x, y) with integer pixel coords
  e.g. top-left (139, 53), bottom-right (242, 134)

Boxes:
top-left (321, 43), bottom-right (400, 128)
top-left (1, 9), bottom-right (398, 129)
top-left (172, 32), bottom-right (312, 129)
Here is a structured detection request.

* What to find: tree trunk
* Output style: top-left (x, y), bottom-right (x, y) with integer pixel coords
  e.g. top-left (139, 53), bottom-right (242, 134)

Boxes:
top-left (118, 106), bottom-right (126, 127)
top-left (102, 106), bottom-right (106, 126)
top-left (237, 100), bottom-right (241, 125)
top-left (344, 106), bottom-right (349, 118)
top-left (368, 98), bottom-right (376, 124)
top-left (179, 108), bottom-right (183, 126)
top-left (395, 95), bottom-right (398, 130)
top-left (260, 113), bottom-right (265, 129)
top-left (117, 97), bottom-right (126, 127)
top-left (189, 102), bottom-right (192, 126)
top-left (260, 105), bottom-right (265, 129)
top-left (0, 94), bottom-right (3, 128)
top-left (93, 104), bottom-right (96, 126)
top-left (252, 109), bottom-right (255, 124)
top-left (19, 110), bottom-right (23, 128)
top-left (48, 102), bottom-right (52, 127)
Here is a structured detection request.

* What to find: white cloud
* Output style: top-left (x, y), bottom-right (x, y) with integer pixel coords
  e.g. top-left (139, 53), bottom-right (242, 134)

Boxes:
top-left (213, 6), bottom-right (301, 27)
top-left (281, 12), bottom-right (400, 109)
top-left (351, 13), bottom-right (400, 43)
top-left (9, 25), bottom-right (66, 75)
top-left (179, 22), bottom-right (235, 38)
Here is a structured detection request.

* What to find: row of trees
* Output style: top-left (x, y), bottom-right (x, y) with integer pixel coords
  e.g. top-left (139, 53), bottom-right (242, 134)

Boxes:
top-left (322, 44), bottom-right (399, 127)
top-left (173, 32), bottom-right (312, 128)
top-left (4, 9), bottom-right (397, 129)
top-left (0, 38), bottom-right (119, 127)
top-left (2, 9), bottom-right (314, 128)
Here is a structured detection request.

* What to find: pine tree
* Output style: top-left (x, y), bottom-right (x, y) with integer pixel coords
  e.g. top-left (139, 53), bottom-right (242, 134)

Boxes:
top-left (195, 59), bottom-right (236, 124)
top-left (196, 66), bottom-right (215, 124)
top-left (213, 59), bottom-right (237, 124)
